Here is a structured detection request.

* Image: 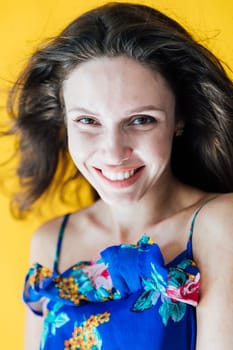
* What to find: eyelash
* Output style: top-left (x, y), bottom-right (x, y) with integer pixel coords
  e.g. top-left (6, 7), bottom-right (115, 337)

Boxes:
top-left (130, 116), bottom-right (156, 125)
top-left (75, 117), bottom-right (100, 125)
top-left (73, 115), bottom-right (157, 128)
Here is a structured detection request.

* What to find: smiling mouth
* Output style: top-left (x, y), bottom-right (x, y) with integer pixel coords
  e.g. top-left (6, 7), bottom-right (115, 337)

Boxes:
top-left (95, 166), bottom-right (143, 182)
top-left (102, 169), bottom-right (136, 181)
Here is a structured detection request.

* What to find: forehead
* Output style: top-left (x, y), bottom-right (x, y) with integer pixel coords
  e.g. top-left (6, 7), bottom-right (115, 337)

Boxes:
top-left (63, 56), bottom-right (175, 114)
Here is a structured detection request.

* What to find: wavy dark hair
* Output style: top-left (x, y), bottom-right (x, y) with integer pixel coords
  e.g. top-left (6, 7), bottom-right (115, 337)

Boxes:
top-left (6, 2), bottom-right (233, 213)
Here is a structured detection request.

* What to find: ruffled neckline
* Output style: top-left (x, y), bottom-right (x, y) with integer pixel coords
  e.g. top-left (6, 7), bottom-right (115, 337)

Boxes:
top-left (24, 234), bottom-right (200, 320)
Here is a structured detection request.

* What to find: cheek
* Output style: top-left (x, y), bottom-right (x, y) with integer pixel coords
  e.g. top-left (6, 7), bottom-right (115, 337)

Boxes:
top-left (146, 132), bottom-right (172, 154)
top-left (67, 127), bottom-right (97, 163)
top-left (140, 131), bottom-right (173, 160)
top-left (67, 129), bottom-right (84, 159)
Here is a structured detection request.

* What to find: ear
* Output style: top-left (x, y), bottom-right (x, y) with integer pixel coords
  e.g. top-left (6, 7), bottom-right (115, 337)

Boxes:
top-left (174, 120), bottom-right (185, 136)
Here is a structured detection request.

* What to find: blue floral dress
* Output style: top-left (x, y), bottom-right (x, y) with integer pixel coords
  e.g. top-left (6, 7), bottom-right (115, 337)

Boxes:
top-left (23, 210), bottom-right (201, 350)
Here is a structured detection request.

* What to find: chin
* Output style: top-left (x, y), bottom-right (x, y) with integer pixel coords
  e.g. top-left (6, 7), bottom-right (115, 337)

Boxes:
top-left (98, 190), bottom-right (144, 206)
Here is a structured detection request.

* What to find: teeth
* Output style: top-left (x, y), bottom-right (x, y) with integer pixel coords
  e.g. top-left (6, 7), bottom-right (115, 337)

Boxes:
top-left (102, 169), bottom-right (136, 181)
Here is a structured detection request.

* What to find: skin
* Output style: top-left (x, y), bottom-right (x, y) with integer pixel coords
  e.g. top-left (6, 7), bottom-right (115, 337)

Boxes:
top-left (64, 56), bottom-right (177, 207)
top-left (25, 56), bottom-right (233, 350)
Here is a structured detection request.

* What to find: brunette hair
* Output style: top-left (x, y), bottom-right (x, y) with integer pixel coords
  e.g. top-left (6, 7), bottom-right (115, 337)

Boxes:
top-left (7, 2), bottom-right (233, 212)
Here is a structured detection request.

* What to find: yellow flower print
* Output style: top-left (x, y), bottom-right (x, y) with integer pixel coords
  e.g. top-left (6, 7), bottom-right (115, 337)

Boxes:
top-left (54, 276), bottom-right (88, 305)
top-left (28, 265), bottom-right (53, 286)
top-left (147, 237), bottom-right (155, 245)
top-left (64, 312), bottom-right (110, 350)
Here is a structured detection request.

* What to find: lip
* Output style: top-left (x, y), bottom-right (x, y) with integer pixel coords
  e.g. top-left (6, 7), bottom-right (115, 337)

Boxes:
top-left (93, 166), bottom-right (145, 188)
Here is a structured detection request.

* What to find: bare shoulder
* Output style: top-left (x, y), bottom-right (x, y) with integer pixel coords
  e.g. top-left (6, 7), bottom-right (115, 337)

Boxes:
top-left (194, 193), bottom-right (233, 242)
top-left (203, 192), bottom-right (233, 224)
top-left (193, 196), bottom-right (233, 348)
top-left (29, 215), bottom-right (65, 269)
top-left (193, 192), bottom-right (233, 281)
top-left (29, 203), bottom-right (98, 269)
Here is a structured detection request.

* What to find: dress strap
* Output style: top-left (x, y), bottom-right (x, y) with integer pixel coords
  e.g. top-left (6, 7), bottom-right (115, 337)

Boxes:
top-left (186, 195), bottom-right (219, 258)
top-left (53, 214), bottom-right (70, 273)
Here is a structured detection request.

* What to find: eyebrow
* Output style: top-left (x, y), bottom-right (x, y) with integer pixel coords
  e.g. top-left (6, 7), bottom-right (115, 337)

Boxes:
top-left (67, 105), bottom-right (164, 115)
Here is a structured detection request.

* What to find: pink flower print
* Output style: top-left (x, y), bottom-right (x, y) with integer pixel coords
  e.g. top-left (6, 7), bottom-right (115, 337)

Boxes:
top-left (166, 272), bottom-right (200, 306)
top-left (83, 262), bottom-right (113, 290)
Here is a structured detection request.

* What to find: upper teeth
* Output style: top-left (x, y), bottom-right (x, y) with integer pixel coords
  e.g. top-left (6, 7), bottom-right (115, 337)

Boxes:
top-left (102, 169), bottom-right (135, 181)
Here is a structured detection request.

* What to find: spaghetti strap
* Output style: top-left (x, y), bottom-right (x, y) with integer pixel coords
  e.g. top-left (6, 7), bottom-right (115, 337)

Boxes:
top-left (187, 195), bottom-right (219, 257)
top-left (53, 214), bottom-right (70, 272)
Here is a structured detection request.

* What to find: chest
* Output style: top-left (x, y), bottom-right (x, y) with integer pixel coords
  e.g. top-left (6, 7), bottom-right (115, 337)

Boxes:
top-left (57, 212), bottom-right (193, 273)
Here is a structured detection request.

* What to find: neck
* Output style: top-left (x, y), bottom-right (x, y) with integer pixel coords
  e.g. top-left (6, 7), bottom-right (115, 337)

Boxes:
top-left (98, 177), bottom-right (185, 243)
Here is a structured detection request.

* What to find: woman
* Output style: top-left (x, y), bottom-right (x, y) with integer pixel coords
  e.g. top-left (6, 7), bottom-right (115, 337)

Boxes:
top-left (8, 2), bottom-right (233, 349)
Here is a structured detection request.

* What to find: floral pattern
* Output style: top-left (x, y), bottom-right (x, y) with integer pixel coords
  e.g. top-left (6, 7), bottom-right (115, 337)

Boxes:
top-left (41, 302), bottom-right (70, 349)
top-left (131, 260), bottom-right (200, 325)
top-left (23, 233), bottom-right (200, 349)
top-left (64, 312), bottom-right (110, 350)
top-left (27, 264), bottom-right (53, 288)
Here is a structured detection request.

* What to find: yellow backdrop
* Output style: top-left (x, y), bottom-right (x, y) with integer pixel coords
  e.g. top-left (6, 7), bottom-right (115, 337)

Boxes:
top-left (0, 0), bottom-right (232, 348)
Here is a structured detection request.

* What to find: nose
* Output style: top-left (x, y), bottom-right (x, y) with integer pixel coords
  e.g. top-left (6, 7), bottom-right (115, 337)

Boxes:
top-left (100, 128), bottom-right (133, 165)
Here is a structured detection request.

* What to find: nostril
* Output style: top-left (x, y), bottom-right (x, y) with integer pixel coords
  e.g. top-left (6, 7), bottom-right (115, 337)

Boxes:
top-left (101, 144), bottom-right (133, 166)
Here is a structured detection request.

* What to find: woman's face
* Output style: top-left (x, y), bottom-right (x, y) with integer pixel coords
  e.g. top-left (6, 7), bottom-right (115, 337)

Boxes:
top-left (63, 56), bottom-right (178, 205)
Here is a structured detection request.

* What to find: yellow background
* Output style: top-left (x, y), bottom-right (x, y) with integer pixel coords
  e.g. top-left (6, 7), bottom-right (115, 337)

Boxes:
top-left (0, 0), bottom-right (232, 348)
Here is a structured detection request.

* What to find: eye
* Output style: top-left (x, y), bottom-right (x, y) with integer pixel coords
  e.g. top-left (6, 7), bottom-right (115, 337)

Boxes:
top-left (129, 115), bottom-right (157, 129)
top-left (131, 116), bottom-right (156, 125)
top-left (77, 117), bottom-right (98, 124)
top-left (74, 117), bottom-right (100, 126)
